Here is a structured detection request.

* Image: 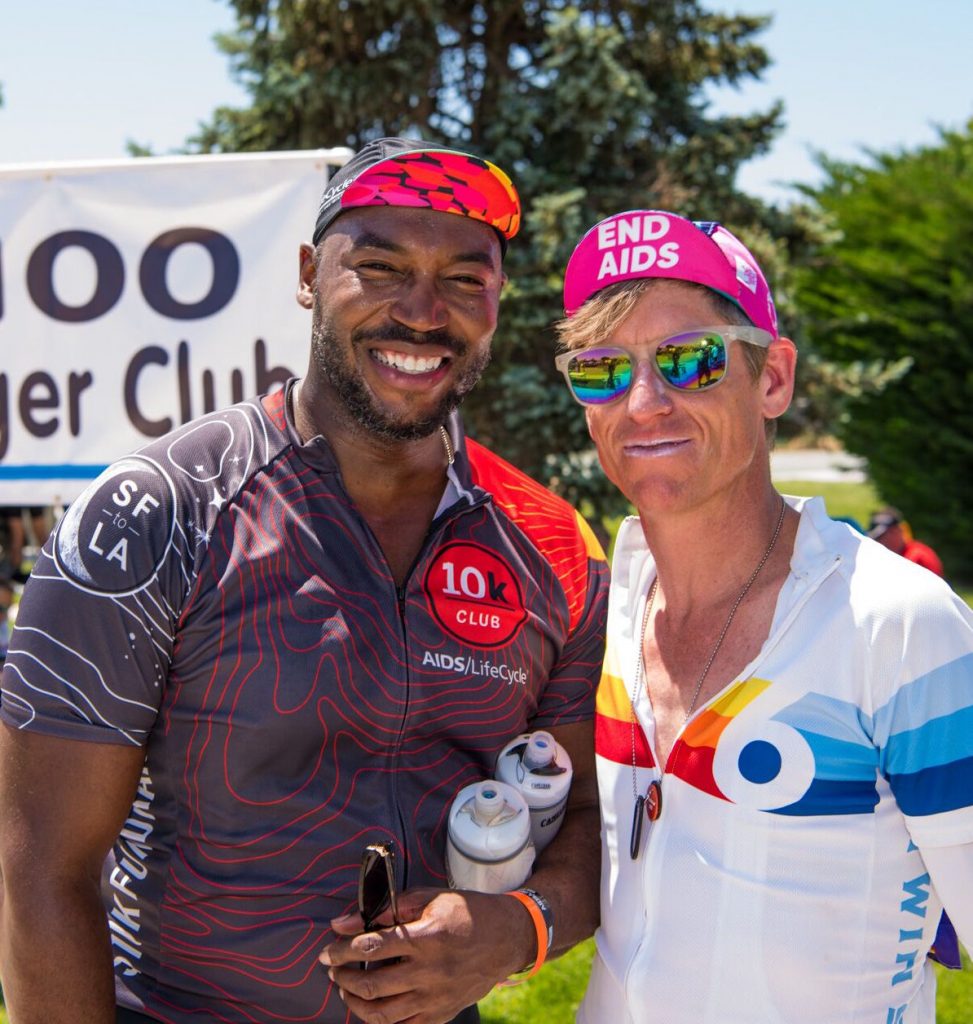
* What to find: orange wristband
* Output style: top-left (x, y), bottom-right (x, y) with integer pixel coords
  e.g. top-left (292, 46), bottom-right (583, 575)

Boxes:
top-left (503, 889), bottom-right (550, 979)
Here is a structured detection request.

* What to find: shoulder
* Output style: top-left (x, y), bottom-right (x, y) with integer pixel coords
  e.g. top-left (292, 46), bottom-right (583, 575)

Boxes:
top-left (798, 499), bottom-right (972, 673)
top-left (465, 438), bottom-right (603, 555)
top-left (52, 394), bottom-right (290, 597)
top-left (465, 438), bottom-right (607, 629)
top-left (821, 509), bottom-right (956, 617)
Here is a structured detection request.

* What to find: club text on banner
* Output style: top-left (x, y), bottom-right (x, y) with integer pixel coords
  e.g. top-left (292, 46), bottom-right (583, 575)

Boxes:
top-left (0, 149), bottom-right (352, 505)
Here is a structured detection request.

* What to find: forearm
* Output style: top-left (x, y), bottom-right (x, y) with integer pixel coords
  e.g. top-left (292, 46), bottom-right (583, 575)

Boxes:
top-left (0, 726), bottom-right (144, 1022)
top-left (1, 872), bottom-right (116, 1022)
top-left (514, 717), bottom-right (603, 960)
top-left (520, 801), bottom-right (601, 958)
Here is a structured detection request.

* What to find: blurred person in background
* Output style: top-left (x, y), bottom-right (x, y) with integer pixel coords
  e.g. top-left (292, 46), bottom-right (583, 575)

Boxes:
top-left (868, 506), bottom-right (945, 578)
top-left (2, 506), bottom-right (52, 582)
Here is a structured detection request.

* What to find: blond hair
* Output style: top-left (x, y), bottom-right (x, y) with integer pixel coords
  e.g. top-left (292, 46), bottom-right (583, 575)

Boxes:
top-left (555, 278), bottom-right (768, 382)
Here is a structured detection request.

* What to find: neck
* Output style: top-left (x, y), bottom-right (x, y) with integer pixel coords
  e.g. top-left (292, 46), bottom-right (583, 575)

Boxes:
top-left (292, 376), bottom-right (453, 504)
top-left (639, 484), bottom-right (796, 615)
top-left (292, 376), bottom-right (455, 586)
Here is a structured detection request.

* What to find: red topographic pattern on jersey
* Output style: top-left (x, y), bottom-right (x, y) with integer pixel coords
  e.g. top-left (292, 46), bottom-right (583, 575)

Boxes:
top-left (160, 461), bottom-right (402, 1018)
top-left (153, 450), bottom-right (582, 1019)
top-left (261, 388), bottom-right (287, 430)
top-left (5, 391), bottom-right (603, 1023)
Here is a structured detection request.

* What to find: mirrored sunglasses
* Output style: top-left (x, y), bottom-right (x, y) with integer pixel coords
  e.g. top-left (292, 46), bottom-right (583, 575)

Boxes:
top-left (555, 326), bottom-right (773, 406)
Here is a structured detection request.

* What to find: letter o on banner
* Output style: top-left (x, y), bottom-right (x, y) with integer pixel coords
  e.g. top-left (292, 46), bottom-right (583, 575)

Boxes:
top-left (27, 230), bottom-right (125, 323)
top-left (139, 228), bottom-right (240, 320)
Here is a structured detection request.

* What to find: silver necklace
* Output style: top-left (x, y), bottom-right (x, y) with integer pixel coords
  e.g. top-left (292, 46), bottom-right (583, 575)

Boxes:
top-left (629, 496), bottom-right (787, 859)
top-left (439, 425), bottom-right (455, 466)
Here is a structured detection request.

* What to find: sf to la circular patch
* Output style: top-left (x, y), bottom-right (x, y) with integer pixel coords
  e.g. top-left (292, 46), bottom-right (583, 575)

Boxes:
top-left (54, 457), bottom-right (176, 596)
top-left (423, 541), bottom-right (527, 649)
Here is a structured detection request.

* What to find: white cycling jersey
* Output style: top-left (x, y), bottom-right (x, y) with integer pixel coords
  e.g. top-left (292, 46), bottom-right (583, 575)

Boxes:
top-left (581, 496), bottom-right (973, 1024)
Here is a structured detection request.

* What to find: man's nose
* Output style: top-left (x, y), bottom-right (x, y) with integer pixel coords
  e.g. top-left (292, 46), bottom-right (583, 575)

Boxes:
top-left (388, 276), bottom-right (448, 334)
top-left (625, 361), bottom-right (674, 420)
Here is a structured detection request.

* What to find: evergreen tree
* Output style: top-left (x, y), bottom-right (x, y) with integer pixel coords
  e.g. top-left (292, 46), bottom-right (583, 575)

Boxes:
top-left (193, 0), bottom-right (787, 519)
top-left (795, 124), bottom-right (973, 580)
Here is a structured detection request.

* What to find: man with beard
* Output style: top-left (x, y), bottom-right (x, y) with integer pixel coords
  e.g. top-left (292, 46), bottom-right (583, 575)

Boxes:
top-left (0, 140), bottom-right (608, 1024)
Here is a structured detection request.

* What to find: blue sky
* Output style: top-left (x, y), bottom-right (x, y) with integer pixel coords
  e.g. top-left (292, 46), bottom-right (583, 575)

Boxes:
top-left (2, 1), bottom-right (971, 205)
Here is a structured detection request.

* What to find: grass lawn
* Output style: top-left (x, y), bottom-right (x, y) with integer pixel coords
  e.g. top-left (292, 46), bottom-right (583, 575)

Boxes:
top-left (774, 476), bottom-right (882, 529)
top-left (3, 953), bottom-right (969, 1023)
top-left (479, 945), bottom-right (973, 1023)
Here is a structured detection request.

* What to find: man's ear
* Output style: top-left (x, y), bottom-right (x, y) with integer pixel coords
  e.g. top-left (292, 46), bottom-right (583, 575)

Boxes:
top-left (761, 336), bottom-right (797, 420)
top-left (296, 243), bottom-right (316, 310)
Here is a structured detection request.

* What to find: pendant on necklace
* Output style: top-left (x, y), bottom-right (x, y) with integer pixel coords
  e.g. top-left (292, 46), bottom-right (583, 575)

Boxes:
top-left (629, 794), bottom-right (645, 860)
top-left (646, 779), bottom-right (662, 821)
top-left (629, 780), bottom-right (663, 859)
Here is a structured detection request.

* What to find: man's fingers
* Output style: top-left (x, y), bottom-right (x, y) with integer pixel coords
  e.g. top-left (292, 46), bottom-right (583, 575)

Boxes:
top-left (336, 984), bottom-right (425, 1024)
top-left (321, 921), bottom-right (413, 968)
top-left (329, 910), bottom-right (365, 935)
top-left (331, 956), bottom-right (413, 999)
top-left (329, 956), bottom-right (439, 1024)
top-left (322, 888), bottom-right (516, 1023)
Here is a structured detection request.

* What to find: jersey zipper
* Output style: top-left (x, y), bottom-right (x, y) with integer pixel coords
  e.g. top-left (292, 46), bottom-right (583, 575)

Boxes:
top-left (386, 492), bottom-right (492, 888)
top-left (620, 552), bottom-right (844, 1006)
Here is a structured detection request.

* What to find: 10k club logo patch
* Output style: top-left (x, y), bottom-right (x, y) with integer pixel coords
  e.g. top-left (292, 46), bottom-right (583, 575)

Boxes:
top-left (424, 542), bottom-right (527, 649)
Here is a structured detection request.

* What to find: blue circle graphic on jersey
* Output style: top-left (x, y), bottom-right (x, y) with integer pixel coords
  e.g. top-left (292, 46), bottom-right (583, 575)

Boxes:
top-left (669, 678), bottom-right (882, 815)
top-left (738, 740), bottom-right (782, 783)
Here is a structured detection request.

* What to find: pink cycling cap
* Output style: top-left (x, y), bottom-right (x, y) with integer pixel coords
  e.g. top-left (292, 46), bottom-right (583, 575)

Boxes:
top-left (563, 209), bottom-right (778, 337)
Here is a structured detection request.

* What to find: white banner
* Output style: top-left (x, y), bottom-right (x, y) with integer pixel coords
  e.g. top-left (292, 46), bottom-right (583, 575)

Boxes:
top-left (0, 149), bottom-right (352, 505)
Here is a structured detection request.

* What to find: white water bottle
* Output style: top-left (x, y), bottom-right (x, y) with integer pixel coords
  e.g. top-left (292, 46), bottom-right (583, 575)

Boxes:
top-left (446, 780), bottom-right (535, 893)
top-left (495, 731), bottom-right (572, 852)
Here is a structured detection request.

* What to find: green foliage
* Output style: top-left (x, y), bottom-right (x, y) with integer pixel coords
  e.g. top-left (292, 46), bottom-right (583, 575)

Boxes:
top-left (794, 124), bottom-right (973, 580)
top-left (480, 938), bottom-right (595, 1022)
top-left (192, 0), bottom-right (796, 517)
top-left (936, 953), bottom-right (973, 1024)
top-left (773, 478), bottom-right (881, 529)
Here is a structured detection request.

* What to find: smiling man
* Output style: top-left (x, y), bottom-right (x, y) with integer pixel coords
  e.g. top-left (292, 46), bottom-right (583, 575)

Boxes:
top-left (555, 209), bottom-right (973, 1024)
top-left (0, 140), bottom-right (608, 1024)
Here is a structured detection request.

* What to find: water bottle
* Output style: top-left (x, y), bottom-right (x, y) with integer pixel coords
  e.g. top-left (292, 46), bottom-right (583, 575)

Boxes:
top-left (446, 780), bottom-right (535, 893)
top-left (495, 731), bottom-right (572, 852)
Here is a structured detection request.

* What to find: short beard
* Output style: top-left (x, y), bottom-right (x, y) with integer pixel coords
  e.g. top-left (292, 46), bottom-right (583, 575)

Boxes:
top-left (309, 301), bottom-right (491, 441)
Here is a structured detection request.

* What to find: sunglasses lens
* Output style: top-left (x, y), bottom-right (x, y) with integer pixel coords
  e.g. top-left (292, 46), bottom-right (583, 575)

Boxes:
top-left (359, 849), bottom-right (392, 928)
top-left (655, 334), bottom-right (727, 391)
top-left (566, 348), bottom-right (633, 404)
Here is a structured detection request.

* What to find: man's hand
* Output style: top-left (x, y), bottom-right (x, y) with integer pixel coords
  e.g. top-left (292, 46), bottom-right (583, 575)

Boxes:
top-left (320, 886), bottom-right (535, 1024)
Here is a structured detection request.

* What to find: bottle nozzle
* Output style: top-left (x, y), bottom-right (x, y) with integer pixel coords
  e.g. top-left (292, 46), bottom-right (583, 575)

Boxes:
top-left (523, 731), bottom-right (556, 770)
top-left (472, 782), bottom-right (506, 825)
